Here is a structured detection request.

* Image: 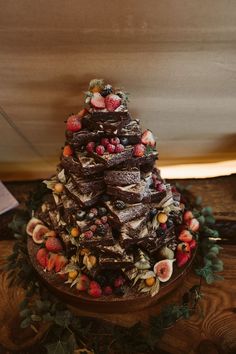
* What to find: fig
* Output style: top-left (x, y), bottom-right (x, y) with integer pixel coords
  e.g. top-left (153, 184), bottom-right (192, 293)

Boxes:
top-left (153, 259), bottom-right (175, 282)
top-left (26, 217), bottom-right (43, 236)
top-left (32, 224), bottom-right (49, 244)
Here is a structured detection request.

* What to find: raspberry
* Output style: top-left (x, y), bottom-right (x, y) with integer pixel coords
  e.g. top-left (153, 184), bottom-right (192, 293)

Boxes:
top-left (86, 142), bottom-right (95, 153)
top-left (110, 137), bottom-right (120, 145)
top-left (84, 230), bottom-right (93, 239)
top-left (101, 216), bottom-right (108, 224)
top-left (90, 224), bottom-right (97, 233)
top-left (115, 144), bottom-right (125, 153)
top-left (114, 276), bottom-right (125, 288)
top-left (103, 286), bottom-right (113, 295)
top-left (96, 145), bottom-right (105, 156)
top-left (90, 208), bottom-right (98, 216)
top-left (101, 138), bottom-right (110, 147)
top-left (96, 224), bottom-right (106, 236)
top-left (88, 282), bottom-right (102, 297)
top-left (106, 143), bottom-right (116, 154)
top-left (95, 219), bottom-right (102, 226)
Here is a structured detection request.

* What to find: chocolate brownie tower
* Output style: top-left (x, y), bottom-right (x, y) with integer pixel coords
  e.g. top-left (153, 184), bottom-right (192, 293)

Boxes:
top-left (30, 79), bottom-right (187, 298)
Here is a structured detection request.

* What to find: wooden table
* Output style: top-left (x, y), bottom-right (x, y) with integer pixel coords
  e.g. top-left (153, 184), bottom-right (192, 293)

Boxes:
top-left (0, 175), bottom-right (235, 354)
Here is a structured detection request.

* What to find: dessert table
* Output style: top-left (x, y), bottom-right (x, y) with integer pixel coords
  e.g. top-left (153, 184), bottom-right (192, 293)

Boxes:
top-left (0, 175), bottom-right (235, 354)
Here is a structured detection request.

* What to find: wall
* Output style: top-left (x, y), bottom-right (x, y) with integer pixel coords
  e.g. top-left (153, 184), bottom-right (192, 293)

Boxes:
top-left (0, 0), bottom-right (236, 180)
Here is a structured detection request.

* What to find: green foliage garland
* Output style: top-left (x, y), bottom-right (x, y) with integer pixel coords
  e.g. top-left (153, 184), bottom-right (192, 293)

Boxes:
top-left (3, 185), bottom-right (223, 354)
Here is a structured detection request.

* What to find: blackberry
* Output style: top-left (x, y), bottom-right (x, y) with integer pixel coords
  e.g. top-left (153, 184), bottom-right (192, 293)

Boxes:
top-left (114, 200), bottom-right (126, 210)
top-left (150, 208), bottom-right (157, 218)
top-left (95, 274), bottom-right (107, 287)
top-left (156, 228), bottom-right (165, 237)
top-left (86, 212), bottom-right (95, 221)
top-left (101, 84), bottom-right (113, 97)
top-left (98, 207), bottom-right (107, 217)
top-left (167, 219), bottom-right (174, 228)
top-left (96, 224), bottom-right (106, 236)
top-left (114, 286), bottom-right (125, 296)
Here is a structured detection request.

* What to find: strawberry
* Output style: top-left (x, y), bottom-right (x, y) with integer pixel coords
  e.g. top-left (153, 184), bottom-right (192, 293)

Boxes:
top-left (106, 143), bottom-right (116, 153)
top-left (103, 285), bottom-right (113, 295)
top-left (90, 93), bottom-right (105, 109)
top-left (36, 248), bottom-right (49, 268)
top-left (105, 94), bottom-right (121, 112)
top-left (96, 145), bottom-right (105, 156)
top-left (141, 130), bottom-right (156, 147)
top-left (55, 254), bottom-right (68, 272)
top-left (47, 253), bottom-right (57, 271)
top-left (63, 145), bottom-right (73, 157)
top-left (189, 239), bottom-right (197, 250)
top-left (86, 142), bottom-right (95, 153)
top-left (76, 274), bottom-right (90, 291)
top-left (183, 210), bottom-right (194, 222)
top-left (45, 238), bottom-right (63, 252)
top-left (115, 144), bottom-right (125, 153)
top-left (187, 218), bottom-right (200, 232)
top-left (178, 229), bottom-right (193, 243)
top-left (133, 143), bottom-right (146, 157)
top-left (66, 115), bottom-right (82, 132)
top-left (88, 281), bottom-right (102, 297)
top-left (176, 251), bottom-right (190, 268)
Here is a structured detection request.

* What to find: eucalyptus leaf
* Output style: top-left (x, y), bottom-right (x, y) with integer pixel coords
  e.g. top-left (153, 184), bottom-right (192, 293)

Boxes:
top-left (20, 317), bottom-right (31, 329)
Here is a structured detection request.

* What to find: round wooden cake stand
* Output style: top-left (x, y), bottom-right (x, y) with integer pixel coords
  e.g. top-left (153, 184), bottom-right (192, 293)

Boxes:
top-left (28, 238), bottom-right (197, 326)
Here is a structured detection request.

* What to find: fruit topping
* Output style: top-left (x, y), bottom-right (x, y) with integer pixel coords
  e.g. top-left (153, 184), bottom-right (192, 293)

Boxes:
top-left (153, 259), bottom-right (175, 282)
top-left (90, 208), bottom-right (98, 216)
top-left (114, 200), bottom-right (126, 210)
top-left (66, 114), bottom-right (82, 132)
top-left (84, 230), bottom-right (93, 239)
top-left (76, 210), bottom-right (86, 220)
top-left (189, 239), bottom-right (197, 250)
top-left (177, 242), bottom-right (190, 254)
top-left (26, 217), bottom-right (43, 236)
top-left (98, 207), bottom-right (107, 217)
top-left (120, 137), bottom-right (129, 146)
top-left (45, 237), bottom-right (63, 252)
top-left (105, 94), bottom-right (121, 112)
top-left (55, 254), bottom-right (68, 272)
top-left (54, 183), bottom-right (64, 194)
top-left (101, 84), bottom-right (113, 97)
top-left (101, 138), bottom-right (110, 147)
top-left (68, 270), bottom-right (78, 280)
top-left (176, 251), bottom-right (190, 268)
top-left (32, 224), bottom-right (49, 244)
top-left (36, 248), bottom-right (49, 268)
top-left (106, 143), bottom-right (116, 153)
top-left (96, 224), bottom-right (106, 236)
top-left (88, 281), bottom-right (102, 297)
top-left (133, 143), bottom-right (146, 157)
top-left (76, 274), bottom-right (90, 291)
top-left (89, 79), bottom-right (104, 93)
top-left (70, 227), bottom-right (80, 238)
top-left (101, 216), bottom-right (108, 224)
top-left (86, 141), bottom-right (96, 153)
top-left (183, 210), bottom-right (194, 222)
top-left (47, 253), bottom-right (57, 271)
top-left (103, 285), bottom-right (113, 295)
top-left (178, 229), bottom-right (193, 243)
top-left (90, 92), bottom-right (106, 109)
top-left (187, 218), bottom-right (200, 232)
top-left (114, 276), bottom-right (125, 288)
top-left (115, 144), bottom-right (125, 153)
top-left (141, 129), bottom-right (156, 147)
top-left (63, 145), bottom-right (73, 157)
top-left (145, 277), bottom-right (156, 287)
top-left (157, 213), bottom-right (168, 224)
top-left (96, 145), bottom-right (105, 156)
top-left (110, 137), bottom-right (120, 145)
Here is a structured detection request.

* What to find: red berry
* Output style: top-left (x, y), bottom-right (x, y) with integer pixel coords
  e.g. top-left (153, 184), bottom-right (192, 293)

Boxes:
top-left (133, 143), bottom-right (146, 157)
top-left (160, 223), bottom-right (167, 230)
top-left (84, 230), bottom-right (93, 239)
top-left (115, 144), bottom-right (125, 153)
top-left (90, 208), bottom-right (98, 216)
top-left (45, 238), bottom-right (63, 252)
top-left (66, 115), bottom-right (82, 132)
top-left (63, 145), bottom-right (73, 157)
top-left (103, 286), bottom-right (113, 295)
top-left (105, 94), bottom-right (121, 112)
top-left (86, 142), bottom-right (95, 153)
top-left (114, 276), bottom-right (125, 288)
top-left (178, 229), bottom-right (193, 243)
top-left (47, 253), bottom-right (57, 271)
top-left (90, 224), bottom-right (97, 232)
top-left (55, 254), bottom-right (68, 272)
top-left (88, 283), bottom-right (102, 297)
top-left (96, 145), bottom-right (105, 156)
top-left (110, 137), bottom-right (120, 145)
top-left (101, 216), bottom-right (108, 224)
top-left (106, 143), bottom-right (116, 153)
top-left (90, 93), bottom-right (106, 109)
top-left (189, 239), bottom-right (197, 250)
top-left (176, 251), bottom-right (190, 268)
top-left (36, 248), bottom-right (49, 268)
top-left (183, 210), bottom-right (194, 222)
top-left (101, 138), bottom-right (110, 147)
top-left (141, 129), bottom-right (156, 147)
top-left (95, 219), bottom-right (102, 226)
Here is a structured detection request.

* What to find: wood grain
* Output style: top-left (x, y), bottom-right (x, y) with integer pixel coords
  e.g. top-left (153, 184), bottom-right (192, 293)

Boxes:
top-left (0, 1), bottom-right (236, 179)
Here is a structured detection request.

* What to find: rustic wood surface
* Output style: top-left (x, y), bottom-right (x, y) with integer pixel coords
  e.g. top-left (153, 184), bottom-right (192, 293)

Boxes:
top-left (0, 176), bottom-right (235, 353)
top-left (0, 1), bottom-right (236, 179)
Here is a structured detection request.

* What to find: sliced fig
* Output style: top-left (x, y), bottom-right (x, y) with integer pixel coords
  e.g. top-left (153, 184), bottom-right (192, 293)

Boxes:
top-left (26, 217), bottom-right (43, 236)
top-left (32, 224), bottom-right (49, 244)
top-left (153, 259), bottom-right (175, 282)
